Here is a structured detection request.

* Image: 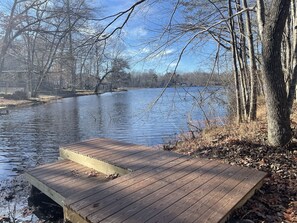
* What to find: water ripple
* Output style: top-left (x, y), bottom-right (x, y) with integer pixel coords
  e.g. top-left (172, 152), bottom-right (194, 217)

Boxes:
top-left (0, 87), bottom-right (227, 180)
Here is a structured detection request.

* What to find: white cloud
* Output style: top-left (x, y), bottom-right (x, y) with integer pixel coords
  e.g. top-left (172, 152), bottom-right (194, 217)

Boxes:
top-left (163, 49), bottom-right (175, 56)
top-left (129, 26), bottom-right (148, 37)
top-left (169, 62), bottom-right (178, 68)
top-left (141, 47), bottom-right (151, 53)
top-left (151, 48), bottom-right (175, 59)
top-left (78, 27), bottom-right (96, 35)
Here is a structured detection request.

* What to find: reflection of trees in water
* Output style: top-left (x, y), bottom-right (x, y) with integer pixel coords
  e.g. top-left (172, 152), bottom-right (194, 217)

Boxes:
top-left (97, 93), bottom-right (130, 134)
top-left (0, 89), bottom-right (227, 179)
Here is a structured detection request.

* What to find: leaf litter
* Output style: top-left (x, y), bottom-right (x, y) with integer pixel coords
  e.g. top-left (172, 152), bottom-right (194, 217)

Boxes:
top-left (166, 119), bottom-right (297, 223)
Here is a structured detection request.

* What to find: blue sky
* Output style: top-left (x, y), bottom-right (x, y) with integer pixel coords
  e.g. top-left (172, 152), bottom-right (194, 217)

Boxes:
top-left (0, 0), bottom-right (223, 74)
top-left (99, 0), bottom-right (220, 74)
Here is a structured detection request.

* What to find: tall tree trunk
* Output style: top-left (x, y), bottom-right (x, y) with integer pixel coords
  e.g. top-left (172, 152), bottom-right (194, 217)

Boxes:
top-left (236, 0), bottom-right (249, 120)
top-left (287, 1), bottom-right (297, 109)
top-left (258, 0), bottom-right (291, 146)
top-left (66, 0), bottom-right (76, 92)
top-left (242, 0), bottom-right (257, 121)
top-left (229, 0), bottom-right (242, 123)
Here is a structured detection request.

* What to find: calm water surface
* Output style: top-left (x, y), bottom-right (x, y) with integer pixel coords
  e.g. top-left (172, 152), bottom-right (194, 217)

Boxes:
top-left (0, 87), bottom-right (227, 180)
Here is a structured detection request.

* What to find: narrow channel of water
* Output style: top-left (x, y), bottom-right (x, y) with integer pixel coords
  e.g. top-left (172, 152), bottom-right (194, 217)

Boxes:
top-left (0, 87), bottom-right (227, 180)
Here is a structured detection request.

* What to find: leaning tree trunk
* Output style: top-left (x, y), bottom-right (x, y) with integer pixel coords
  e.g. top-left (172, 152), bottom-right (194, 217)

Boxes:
top-left (258, 0), bottom-right (291, 146)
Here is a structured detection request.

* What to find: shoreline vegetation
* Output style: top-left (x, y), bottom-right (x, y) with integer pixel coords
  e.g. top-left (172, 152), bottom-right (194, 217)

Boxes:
top-left (0, 93), bottom-right (296, 222)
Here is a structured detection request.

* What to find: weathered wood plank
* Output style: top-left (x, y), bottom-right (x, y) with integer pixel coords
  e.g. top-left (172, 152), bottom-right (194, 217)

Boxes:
top-left (27, 159), bottom-right (69, 175)
top-left (100, 162), bottom-right (231, 223)
top-left (64, 207), bottom-right (89, 223)
top-left (66, 142), bottom-right (137, 157)
top-left (26, 138), bottom-right (267, 223)
top-left (69, 156), bottom-right (200, 215)
top-left (28, 160), bottom-right (78, 178)
top-left (160, 166), bottom-right (250, 223)
top-left (25, 160), bottom-right (109, 208)
top-left (25, 172), bottom-right (65, 207)
top-left (60, 148), bottom-right (130, 176)
top-left (85, 159), bottom-right (218, 223)
top-left (32, 162), bottom-right (86, 183)
top-left (62, 138), bottom-right (147, 155)
top-left (167, 168), bottom-right (266, 223)
top-left (65, 151), bottom-right (184, 207)
top-left (64, 143), bottom-right (156, 166)
top-left (46, 166), bottom-right (106, 194)
top-left (117, 165), bottom-right (240, 223)
top-left (60, 138), bottom-right (108, 149)
top-left (194, 170), bottom-right (266, 223)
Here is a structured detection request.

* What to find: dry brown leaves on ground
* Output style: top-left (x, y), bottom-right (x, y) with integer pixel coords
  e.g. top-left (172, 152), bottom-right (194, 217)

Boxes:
top-left (167, 120), bottom-right (297, 223)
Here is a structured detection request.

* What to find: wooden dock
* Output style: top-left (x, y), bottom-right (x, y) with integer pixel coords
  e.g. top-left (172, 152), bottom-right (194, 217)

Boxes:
top-left (25, 138), bottom-right (267, 223)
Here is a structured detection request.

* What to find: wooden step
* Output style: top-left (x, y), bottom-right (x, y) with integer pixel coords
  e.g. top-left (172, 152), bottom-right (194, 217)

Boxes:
top-left (59, 138), bottom-right (159, 176)
top-left (25, 160), bottom-right (109, 207)
top-left (60, 147), bottom-right (130, 176)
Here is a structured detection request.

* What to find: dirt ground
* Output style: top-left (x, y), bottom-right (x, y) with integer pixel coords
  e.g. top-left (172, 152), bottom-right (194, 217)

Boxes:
top-left (0, 96), bottom-right (61, 108)
top-left (0, 90), bottom-right (95, 108)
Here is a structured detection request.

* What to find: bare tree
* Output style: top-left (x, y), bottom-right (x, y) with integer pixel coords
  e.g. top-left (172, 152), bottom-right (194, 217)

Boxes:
top-left (0, 0), bottom-right (47, 76)
top-left (257, 0), bottom-right (291, 146)
top-left (242, 0), bottom-right (257, 121)
top-left (286, 1), bottom-right (297, 110)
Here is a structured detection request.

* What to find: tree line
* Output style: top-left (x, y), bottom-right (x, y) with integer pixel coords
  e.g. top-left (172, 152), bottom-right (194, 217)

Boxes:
top-left (129, 70), bottom-right (227, 88)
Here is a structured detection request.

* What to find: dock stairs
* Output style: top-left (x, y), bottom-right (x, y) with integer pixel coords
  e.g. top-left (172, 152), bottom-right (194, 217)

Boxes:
top-left (25, 138), bottom-right (266, 223)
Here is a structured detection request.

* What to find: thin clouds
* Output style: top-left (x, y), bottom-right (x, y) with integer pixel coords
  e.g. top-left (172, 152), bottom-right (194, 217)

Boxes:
top-left (150, 48), bottom-right (175, 59)
top-left (99, 1), bottom-right (212, 73)
top-left (129, 26), bottom-right (148, 37)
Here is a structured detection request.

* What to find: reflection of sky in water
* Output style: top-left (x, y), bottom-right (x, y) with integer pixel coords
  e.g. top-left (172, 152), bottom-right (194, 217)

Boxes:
top-left (0, 87), bottom-right (227, 180)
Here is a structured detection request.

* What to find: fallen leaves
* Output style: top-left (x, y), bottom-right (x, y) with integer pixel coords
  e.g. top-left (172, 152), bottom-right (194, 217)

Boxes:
top-left (168, 122), bottom-right (297, 222)
top-left (22, 207), bottom-right (34, 218)
top-left (86, 170), bottom-right (99, 178)
top-left (106, 173), bottom-right (119, 180)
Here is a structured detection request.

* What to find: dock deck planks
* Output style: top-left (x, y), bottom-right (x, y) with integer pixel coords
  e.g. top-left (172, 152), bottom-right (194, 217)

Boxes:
top-left (25, 138), bottom-right (267, 223)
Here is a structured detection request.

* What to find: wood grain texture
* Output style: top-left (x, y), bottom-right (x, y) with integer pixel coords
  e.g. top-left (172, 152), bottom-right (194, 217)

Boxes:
top-left (25, 138), bottom-right (267, 223)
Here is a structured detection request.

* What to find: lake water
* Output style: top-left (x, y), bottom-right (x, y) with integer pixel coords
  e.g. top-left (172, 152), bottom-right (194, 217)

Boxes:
top-left (0, 87), bottom-right (227, 180)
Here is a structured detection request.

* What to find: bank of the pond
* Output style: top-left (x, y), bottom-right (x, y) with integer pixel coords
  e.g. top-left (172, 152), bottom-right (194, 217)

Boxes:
top-left (166, 104), bottom-right (297, 223)
top-left (0, 90), bottom-right (97, 109)
top-left (0, 89), bottom-right (131, 111)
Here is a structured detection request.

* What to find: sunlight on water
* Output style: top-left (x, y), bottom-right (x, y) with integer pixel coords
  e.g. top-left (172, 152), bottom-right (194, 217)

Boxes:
top-left (0, 87), bottom-right (227, 180)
